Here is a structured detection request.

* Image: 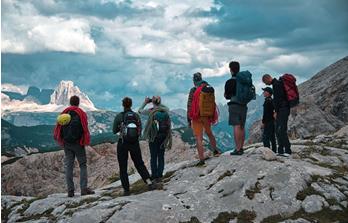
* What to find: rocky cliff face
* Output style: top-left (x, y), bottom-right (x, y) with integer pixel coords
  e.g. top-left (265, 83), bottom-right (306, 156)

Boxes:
top-left (1, 81), bottom-right (97, 114)
top-left (2, 126), bottom-right (348, 223)
top-left (49, 81), bottom-right (96, 111)
top-left (248, 56), bottom-right (348, 143)
top-left (1, 133), bottom-right (196, 197)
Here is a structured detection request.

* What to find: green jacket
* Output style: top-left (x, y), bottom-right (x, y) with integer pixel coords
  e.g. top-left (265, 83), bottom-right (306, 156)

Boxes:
top-left (138, 103), bottom-right (172, 150)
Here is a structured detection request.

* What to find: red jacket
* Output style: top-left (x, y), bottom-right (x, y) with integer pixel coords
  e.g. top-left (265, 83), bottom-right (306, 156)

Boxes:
top-left (54, 106), bottom-right (90, 146)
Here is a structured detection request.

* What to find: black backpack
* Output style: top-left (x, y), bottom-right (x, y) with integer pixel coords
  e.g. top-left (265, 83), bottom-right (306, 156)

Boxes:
top-left (62, 111), bottom-right (83, 144)
top-left (121, 111), bottom-right (140, 143)
top-left (153, 111), bottom-right (171, 135)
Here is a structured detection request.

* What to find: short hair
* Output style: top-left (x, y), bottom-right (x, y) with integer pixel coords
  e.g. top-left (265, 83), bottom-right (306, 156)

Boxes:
top-left (152, 96), bottom-right (161, 105)
top-left (229, 61), bottom-right (240, 74)
top-left (193, 72), bottom-right (202, 83)
top-left (70, 95), bottom-right (80, 106)
top-left (122, 97), bottom-right (132, 109)
top-left (262, 74), bottom-right (272, 82)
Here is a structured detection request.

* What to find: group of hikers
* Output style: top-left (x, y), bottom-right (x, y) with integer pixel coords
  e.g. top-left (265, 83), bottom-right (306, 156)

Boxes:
top-left (54, 60), bottom-right (299, 197)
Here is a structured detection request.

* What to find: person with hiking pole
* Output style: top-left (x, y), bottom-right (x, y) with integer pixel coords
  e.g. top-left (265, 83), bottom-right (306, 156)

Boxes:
top-left (187, 72), bottom-right (221, 166)
top-left (262, 73), bottom-right (299, 157)
top-left (138, 96), bottom-right (172, 182)
top-left (224, 61), bottom-right (256, 155)
top-left (113, 97), bottom-right (156, 196)
top-left (54, 95), bottom-right (95, 197)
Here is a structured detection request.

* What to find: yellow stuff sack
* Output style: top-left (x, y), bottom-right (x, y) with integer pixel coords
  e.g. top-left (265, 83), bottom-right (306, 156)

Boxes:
top-left (199, 85), bottom-right (215, 117)
top-left (57, 113), bottom-right (71, 126)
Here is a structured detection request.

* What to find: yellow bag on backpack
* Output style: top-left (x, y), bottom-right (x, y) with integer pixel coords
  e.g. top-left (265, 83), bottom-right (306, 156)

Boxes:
top-left (199, 85), bottom-right (215, 117)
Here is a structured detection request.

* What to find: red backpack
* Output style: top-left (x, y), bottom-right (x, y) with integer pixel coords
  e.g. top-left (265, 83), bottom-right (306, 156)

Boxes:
top-left (281, 74), bottom-right (299, 108)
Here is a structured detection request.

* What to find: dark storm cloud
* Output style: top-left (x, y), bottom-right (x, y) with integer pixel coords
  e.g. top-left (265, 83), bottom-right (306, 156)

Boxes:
top-left (206, 0), bottom-right (348, 50)
top-left (30, 0), bottom-right (162, 19)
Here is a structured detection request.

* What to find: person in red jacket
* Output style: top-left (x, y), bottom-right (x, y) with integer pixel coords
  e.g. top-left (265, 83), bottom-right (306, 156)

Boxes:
top-left (54, 96), bottom-right (95, 197)
top-left (187, 72), bottom-right (220, 166)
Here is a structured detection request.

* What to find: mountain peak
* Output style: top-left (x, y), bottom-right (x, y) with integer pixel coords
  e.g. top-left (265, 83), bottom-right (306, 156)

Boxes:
top-left (50, 80), bottom-right (97, 111)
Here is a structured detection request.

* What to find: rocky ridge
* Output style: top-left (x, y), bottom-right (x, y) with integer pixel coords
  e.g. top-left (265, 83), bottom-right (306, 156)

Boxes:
top-left (2, 126), bottom-right (348, 223)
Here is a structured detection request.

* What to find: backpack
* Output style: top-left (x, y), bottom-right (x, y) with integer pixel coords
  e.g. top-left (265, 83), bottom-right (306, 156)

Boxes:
top-left (121, 111), bottom-right (140, 143)
top-left (281, 73), bottom-right (299, 108)
top-left (62, 111), bottom-right (83, 143)
top-left (233, 71), bottom-right (256, 104)
top-left (198, 84), bottom-right (216, 117)
top-left (153, 111), bottom-right (171, 135)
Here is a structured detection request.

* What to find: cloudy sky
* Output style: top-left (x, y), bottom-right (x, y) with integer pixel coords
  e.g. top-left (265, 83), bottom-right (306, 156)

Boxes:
top-left (2, 0), bottom-right (348, 110)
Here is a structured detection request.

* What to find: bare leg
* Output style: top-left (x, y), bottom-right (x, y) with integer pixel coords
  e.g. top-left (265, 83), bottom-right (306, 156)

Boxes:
top-left (241, 125), bottom-right (245, 149)
top-left (196, 135), bottom-right (205, 161)
top-left (234, 125), bottom-right (244, 151)
top-left (206, 131), bottom-right (217, 150)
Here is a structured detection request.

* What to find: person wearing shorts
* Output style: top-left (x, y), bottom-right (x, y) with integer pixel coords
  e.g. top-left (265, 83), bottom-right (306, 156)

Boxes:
top-left (187, 73), bottom-right (220, 165)
top-left (224, 61), bottom-right (248, 155)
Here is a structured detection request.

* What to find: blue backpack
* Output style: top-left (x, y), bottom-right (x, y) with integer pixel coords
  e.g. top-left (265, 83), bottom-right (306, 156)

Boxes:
top-left (233, 71), bottom-right (256, 104)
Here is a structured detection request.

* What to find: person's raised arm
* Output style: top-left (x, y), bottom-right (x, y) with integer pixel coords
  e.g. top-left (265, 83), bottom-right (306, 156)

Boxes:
top-left (138, 97), bottom-right (151, 115)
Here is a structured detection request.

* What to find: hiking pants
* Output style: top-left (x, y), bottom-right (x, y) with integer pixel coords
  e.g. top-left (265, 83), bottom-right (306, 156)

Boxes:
top-left (276, 107), bottom-right (291, 154)
top-left (149, 134), bottom-right (166, 179)
top-left (262, 121), bottom-right (277, 153)
top-left (64, 143), bottom-right (88, 192)
top-left (117, 140), bottom-right (151, 191)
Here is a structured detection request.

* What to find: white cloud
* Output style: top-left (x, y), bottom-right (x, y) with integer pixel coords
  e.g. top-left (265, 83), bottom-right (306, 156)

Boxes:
top-left (1, 83), bottom-right (28, 95)
top-left (201, 62), bottom-right (229, 78)
top-left (1, 0), bottom-right (96, 54)
top-left (263, 54), bottom-right (311, 70)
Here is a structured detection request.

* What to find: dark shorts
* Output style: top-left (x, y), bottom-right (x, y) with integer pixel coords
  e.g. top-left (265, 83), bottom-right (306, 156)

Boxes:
top-left (228, 103), bottom-right (248, 127)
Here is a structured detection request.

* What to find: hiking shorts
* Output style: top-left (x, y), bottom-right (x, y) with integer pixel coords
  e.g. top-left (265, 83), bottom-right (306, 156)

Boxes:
top-left (228, 103), bottom-right (248, 127)
top-left (192, 117), bottom-right (213, 137)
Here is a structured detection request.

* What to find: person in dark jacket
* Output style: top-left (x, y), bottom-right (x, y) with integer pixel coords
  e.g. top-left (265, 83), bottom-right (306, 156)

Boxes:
top-left (262, 74), bottom-right (291, 157)
top-left (54, 95), bottom-right (95, 197)
top-left (261, 87), bottom-right (277, 153)
top-left (113, 97), bottom-right (156, 196)
top-left (224, 61), bottom-right (247, 155)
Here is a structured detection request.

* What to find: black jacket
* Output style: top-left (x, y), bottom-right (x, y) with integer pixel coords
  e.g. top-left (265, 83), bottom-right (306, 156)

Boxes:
top-left (262, 97), bottom-right (274, 124)
top-left (224, 76), bottom-right (236, 101)
top-left (271, 78), bottom-right (289, 112)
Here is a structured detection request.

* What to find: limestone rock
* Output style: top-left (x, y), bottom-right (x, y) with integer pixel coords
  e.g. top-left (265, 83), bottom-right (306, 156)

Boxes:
top-left (245, 147), bottom-right (277, 161)
top-left (2, 137), bottom-right (348, 223)
top-left (311, 182), bottom-right (346, 202)
top-left (301, 195), bottom-right (328, 213)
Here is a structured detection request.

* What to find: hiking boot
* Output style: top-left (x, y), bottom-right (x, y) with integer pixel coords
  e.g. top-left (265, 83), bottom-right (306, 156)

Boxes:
top-left (230, 149), bottom-right (243, 156)
top-left (213, 149), bottom-right (222, 157)
top-left (283, 153), bottom-right (291, 157)
top-left (67, 190), bottom-right (74, 198)
top-left (148, 183), bottom-right (157, 191)
top-left (123, 190), bottom-right (131, 196)
top-left (81, 188), bottom-right (95, 196)
top-left (154, 177), bottom-right (162, 183)
top-left (196, 160), bottom-right (205, 166)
